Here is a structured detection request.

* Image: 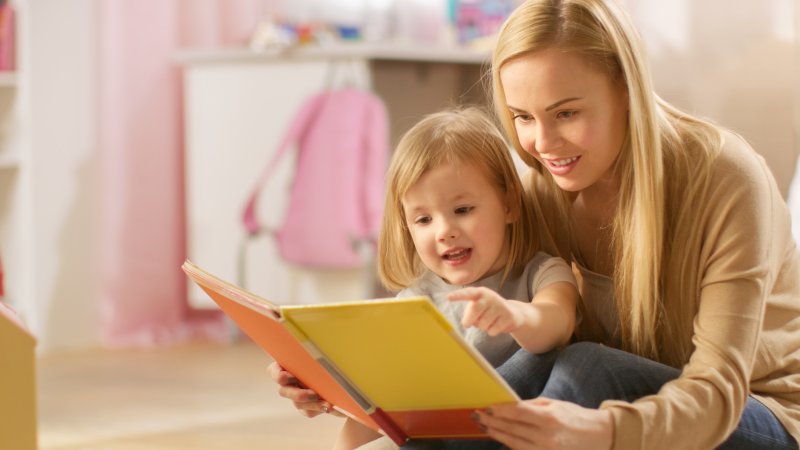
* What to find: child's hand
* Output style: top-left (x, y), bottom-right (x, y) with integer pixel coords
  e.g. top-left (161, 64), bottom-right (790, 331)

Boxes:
top-left (447, 286), bottom-right (523, 336)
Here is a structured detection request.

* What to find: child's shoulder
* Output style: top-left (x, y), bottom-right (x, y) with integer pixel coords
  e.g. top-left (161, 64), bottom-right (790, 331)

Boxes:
top-left (526, 251), bottom-right (577, 288)
top-left (395, 269), bottom-right (447, 299)
top-left (528, 250), bottom-right (568, 267)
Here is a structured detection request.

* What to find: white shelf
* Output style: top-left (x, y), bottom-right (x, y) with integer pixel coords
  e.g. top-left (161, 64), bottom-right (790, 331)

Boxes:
top-left (0, 152), bottom-right (19, 169)
top-left (176, 41), bottom-right (490, 66)
top-left (0, 72), bottom-right (17, 87)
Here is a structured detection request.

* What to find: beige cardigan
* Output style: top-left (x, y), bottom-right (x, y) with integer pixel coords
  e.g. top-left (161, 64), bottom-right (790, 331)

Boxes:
top-left (567, 132), bottom-right (800, 449)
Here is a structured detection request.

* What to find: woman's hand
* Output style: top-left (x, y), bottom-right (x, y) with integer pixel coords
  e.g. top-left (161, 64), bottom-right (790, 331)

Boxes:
top-left (476, 398), bottom-right (613, 450)
top-left (267, 361), bottom-right (343, 418)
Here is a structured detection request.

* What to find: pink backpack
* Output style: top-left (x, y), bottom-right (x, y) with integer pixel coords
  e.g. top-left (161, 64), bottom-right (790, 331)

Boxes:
top-left (241, 88), bottom-right (389, 269)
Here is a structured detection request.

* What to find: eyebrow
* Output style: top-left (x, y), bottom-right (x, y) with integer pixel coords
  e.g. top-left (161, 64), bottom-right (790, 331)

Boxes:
top-left (545, 97), bottom-right (582, 111)
top-left (508, 97), bottom-right (583, 113)
top-left (402, 192), bottom-right (474, 215)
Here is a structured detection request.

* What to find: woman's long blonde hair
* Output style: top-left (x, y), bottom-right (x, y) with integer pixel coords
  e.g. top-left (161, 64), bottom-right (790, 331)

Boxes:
top-left (491, 0), bottom-right (722, 367)
top-left (378, 107), bottom-right (539, 292)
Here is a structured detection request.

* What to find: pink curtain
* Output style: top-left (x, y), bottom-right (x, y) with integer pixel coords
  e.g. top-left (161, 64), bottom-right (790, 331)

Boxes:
top-left (98, 0), bottom-right (265, 346)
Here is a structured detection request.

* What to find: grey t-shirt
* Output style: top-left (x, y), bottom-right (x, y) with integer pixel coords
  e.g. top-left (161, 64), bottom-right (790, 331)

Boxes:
top-left (396, 251), bottom-right (577, 367)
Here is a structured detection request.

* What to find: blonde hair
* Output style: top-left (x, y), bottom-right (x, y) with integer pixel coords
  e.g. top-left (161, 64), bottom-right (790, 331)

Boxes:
top-left (491, 0), bottom-right (722, 366)
top-left (378, 107), bottom-right (539, 292)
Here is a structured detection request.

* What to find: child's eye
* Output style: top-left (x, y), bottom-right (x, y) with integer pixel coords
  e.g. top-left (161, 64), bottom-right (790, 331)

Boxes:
top-left (455, 206), bottom-right (474, 215)
top-left (414, 216), bottom-right (431, 225)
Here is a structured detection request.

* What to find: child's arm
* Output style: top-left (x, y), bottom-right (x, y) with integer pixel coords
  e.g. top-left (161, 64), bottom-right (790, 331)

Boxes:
top-left (448, 281), bottom-right (578, 354)
top-left (333, 417), bottom-right (384, 450)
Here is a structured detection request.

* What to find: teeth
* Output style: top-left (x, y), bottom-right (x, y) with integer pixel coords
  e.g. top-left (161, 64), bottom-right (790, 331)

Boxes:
top-left (444, 249), bottom-right (468, 260)
top-left (551, 157), bottom-right (578, 167)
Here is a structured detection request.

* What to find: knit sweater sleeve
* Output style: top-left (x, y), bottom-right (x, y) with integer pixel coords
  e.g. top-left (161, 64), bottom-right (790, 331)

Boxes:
top-left (602, 132), bottom-right (780, 450)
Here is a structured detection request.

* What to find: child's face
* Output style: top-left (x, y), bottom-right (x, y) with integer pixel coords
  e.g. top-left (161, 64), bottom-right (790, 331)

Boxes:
top-left (500, 48), bottom-right (629, 194)
top-left (402, 161), bottom-right (513, 286)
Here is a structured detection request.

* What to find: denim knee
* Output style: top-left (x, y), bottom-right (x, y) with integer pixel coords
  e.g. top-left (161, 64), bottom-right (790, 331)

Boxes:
top-left (540, 342), bottom-right (607, 406)
top-left (496, 347), bottom-right (558, 399)
top-left (541, 342), bottom-right (678, 407)
top-left (557, 341), bottom-right (607, 366)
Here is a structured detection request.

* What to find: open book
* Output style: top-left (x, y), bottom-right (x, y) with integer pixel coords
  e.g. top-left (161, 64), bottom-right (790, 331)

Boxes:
top-left (182, 260), bottom-right (519, 445)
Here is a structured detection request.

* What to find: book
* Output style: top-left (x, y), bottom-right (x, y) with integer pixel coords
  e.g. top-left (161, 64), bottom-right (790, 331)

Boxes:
top-left (182, 259), bottom-right (519, 445)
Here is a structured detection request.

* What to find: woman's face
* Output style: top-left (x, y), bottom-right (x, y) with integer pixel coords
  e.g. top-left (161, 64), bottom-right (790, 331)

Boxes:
top-left (500, 49), bottom-right (629, 193)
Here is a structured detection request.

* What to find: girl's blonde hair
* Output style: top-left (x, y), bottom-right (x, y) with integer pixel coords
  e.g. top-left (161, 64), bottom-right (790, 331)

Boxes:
top-left (378, 107), bottom-right (539, 292)
top-left (491, 0), bottom-right (722, 367)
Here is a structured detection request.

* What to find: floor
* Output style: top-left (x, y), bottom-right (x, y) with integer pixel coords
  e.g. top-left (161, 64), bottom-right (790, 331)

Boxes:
top-left (37, 340), bottom-right (343, 450)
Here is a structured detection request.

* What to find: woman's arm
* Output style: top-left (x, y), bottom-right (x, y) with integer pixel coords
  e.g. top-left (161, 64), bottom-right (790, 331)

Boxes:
top-left (602, 134), bottom-right (783, 449)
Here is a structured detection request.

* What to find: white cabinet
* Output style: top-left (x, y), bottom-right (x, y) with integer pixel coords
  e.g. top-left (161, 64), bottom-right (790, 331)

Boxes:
top-left (0, 49), bottom-right (29, 323)
top-left (179, 43), bottom-right (486, 308)
top-left (0, 73), bottom-right (21, 302)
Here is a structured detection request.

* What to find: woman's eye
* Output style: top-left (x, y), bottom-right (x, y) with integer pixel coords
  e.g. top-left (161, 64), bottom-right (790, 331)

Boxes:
top-left (513, 113), bottom-right (533, 123)
top-left (455, 206), bottom-right (474, 215)
top-left (414, 216), bottom-right (431, 225)
top-left (557, 110), bottom-right (577, 119)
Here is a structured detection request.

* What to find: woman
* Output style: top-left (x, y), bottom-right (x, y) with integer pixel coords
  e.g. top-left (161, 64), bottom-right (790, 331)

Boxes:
top-left (269, 0), bottom-right (800, 448)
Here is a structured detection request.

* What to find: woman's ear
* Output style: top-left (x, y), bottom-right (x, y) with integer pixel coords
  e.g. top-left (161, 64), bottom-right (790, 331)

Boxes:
top-left (505, 192), bottom-right (521, 223)
top-left (619, 77), bottom-right (630, 111)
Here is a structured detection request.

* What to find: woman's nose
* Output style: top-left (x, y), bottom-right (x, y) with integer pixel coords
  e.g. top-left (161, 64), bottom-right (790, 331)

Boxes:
top-left (534, 123), bottom-right (563, 154)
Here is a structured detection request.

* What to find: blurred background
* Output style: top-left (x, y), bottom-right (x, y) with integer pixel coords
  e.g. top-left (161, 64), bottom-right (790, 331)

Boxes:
top-left (0, 0), bottom-right (797, 449)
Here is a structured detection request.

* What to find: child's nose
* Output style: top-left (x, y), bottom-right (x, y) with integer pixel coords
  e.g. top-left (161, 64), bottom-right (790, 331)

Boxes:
top-left (436, 220), bottom-right (458, 242)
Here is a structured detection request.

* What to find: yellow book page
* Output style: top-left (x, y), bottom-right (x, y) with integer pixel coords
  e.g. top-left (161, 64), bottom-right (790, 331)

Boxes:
top-left (281, 297), bottom-right (518, 412)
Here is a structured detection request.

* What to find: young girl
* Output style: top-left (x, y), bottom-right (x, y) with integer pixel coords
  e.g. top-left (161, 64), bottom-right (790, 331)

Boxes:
top-left (334, 107), bottom-right (579, 449)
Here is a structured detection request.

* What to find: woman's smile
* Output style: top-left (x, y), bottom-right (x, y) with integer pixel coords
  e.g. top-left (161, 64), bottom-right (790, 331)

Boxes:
top-left (545, 155), bottom-right (581, 175)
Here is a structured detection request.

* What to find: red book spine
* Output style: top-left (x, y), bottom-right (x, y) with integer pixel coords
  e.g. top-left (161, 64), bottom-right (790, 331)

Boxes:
top-left (0, 2), bottom-right (15, 71)
top-left (370, 407), bottom-right (408, 447)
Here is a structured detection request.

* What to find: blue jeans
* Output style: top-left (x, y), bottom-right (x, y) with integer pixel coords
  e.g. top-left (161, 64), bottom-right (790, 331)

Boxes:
top-left (401, 342), bottom-right (797, 449)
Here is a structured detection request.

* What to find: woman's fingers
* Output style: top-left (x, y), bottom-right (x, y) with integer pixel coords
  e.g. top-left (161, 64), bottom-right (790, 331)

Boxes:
top-left (267, 361), bottom-right (284, 382)
top-left (282, 386), bottom-right (328, 418)
top-left (278, 384), bottom-right (318, 402)
top-left (485, 423), bottom-right (538, 449)
top-left (268, 361), bottom-right (303, 387)
top-left (477, 399), bottom-right (612, 450)
top-left (478, 408), bottom-right (542, 449)
top-left (269, 361), bottom-right (337, 418)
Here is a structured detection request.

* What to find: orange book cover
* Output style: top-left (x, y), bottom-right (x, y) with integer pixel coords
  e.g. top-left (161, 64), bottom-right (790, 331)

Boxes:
top-left (182, 259), bottom-right (519, 445)
top-left (181, 260), bottom-right (380, 432)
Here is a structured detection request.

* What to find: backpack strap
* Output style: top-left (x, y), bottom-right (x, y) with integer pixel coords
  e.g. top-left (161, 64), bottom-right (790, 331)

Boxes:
top-left (241, 92), bottom-right (325, 236)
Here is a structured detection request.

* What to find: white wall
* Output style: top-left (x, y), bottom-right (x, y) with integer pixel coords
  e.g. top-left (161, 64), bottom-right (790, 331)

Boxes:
top-left (626, 0), bottom-right (799, 195)
top-left (18, 0), bottom-right (800, 353)
top-left (26, 0), bottom-right (100, 352)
